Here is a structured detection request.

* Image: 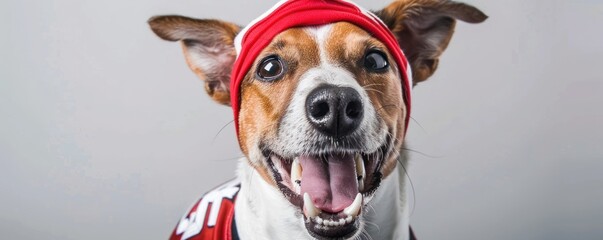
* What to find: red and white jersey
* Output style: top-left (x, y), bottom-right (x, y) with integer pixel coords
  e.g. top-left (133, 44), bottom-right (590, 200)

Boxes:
top-left (168, 179), bottom-right (417, 240)
top-left (169, 179), bottom-right (241, 240)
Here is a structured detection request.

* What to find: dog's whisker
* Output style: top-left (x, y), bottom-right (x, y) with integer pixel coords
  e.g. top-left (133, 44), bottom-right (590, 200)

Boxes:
top-left (362, 83), bottom-right (385, 88)
top-left (354, 221), bottom-right (368, 240)
top-left (366, 204), bottom-right (377, 217)
top-left (356, 228), bottom-right (369, 240)
top-left (400, 147), bottom-right (443, 159)
top-left (211, 119), bottom-right (235, 144)
top-left (377, 104), bottom-right (401, 113)
top-left (376, 105), bottom-right (429, 135)
top-left (409, 116), bottom-right (427, 134)
top-left (363, 87), bottom-right (386, 95)
top-left (361, 219), bottom-right (378, 240)
top-left (365, 229), bottom-right (375, 240)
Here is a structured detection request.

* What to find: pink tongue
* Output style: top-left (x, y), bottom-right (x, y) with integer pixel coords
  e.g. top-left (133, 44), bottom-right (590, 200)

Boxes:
top-left (299, 154), bottom-right (358, 213)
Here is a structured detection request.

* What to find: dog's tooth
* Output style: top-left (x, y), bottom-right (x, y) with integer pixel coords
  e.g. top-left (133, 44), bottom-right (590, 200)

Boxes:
top-left (291, 158), bottom-right (302, 194)
top-left (343, 193), bottom-right (362, 217)
top-left (339, 218), bottom-right (345, 225)
top-left (345, 215), bottom-right (353, 223)
top-left (303, 193), bottom-right (321, 218)
top-left (316, 216), bottom-right (323, 225)
top-left (291, 158), bottom-right (302, 182)
top-left (355, 154), bottom-right (365, 191)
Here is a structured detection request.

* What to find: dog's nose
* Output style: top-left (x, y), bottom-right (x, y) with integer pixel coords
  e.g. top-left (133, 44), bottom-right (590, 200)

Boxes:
top-left (305, 85), bottom-right (363, 138)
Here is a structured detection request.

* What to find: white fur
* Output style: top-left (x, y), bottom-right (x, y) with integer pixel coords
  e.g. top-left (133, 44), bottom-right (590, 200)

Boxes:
top-left (362, 160), bottom-right (410, 240)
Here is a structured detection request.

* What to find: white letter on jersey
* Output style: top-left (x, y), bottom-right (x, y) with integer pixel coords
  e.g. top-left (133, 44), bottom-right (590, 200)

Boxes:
top-left (176, 180), bottom-right (239, 240)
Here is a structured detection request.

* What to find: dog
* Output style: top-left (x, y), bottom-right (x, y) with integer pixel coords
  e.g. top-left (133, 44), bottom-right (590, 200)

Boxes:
top-left (149, 0), bottom-right (486, 239)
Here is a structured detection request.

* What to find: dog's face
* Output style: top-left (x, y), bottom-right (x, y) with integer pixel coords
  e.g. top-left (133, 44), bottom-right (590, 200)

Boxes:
top-left (149, 0), bottom-right (485, 239)
top-left (239, 23), bottom-right (405, 238)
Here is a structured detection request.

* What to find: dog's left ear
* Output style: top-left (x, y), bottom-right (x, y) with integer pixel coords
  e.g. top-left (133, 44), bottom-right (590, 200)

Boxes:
top-left (374, 0), bottom-right (487, 84)
top-left (148, 15), bottom-right (241, 105)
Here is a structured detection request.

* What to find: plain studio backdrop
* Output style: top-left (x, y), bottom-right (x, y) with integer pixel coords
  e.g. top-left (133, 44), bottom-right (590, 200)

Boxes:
top-left (1, 0), bottom-right (602, 239)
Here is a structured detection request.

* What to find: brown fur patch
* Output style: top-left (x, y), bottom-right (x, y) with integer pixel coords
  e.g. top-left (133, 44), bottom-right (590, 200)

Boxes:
top-left (238, 28), bottom-right (321, 184)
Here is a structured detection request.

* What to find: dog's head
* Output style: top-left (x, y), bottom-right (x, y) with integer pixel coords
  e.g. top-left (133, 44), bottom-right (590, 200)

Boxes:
top-left (149, 0), bottom-right (485, 239)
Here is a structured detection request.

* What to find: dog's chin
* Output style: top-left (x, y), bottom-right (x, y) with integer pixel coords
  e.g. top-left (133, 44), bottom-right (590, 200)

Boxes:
top-left (260, 140), bottom-right (390, 240)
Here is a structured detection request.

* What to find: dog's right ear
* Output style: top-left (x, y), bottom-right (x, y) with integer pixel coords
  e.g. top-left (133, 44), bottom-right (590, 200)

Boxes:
top-left (148, 15), bottom-right (241, 105)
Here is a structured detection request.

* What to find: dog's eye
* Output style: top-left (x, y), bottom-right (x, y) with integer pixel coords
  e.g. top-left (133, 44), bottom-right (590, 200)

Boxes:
top-left (256, 56), bottom-right (286, 81)
top-left (364, 51), bottom-right (389, 72)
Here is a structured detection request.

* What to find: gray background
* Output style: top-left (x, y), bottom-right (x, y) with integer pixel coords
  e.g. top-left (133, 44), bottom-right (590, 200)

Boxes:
top-left (1, 0), bottom-right (602, 239)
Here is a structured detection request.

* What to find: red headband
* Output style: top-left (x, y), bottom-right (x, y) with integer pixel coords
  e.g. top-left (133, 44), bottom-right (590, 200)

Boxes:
top-left (230, 0), bottom-right (412, 139)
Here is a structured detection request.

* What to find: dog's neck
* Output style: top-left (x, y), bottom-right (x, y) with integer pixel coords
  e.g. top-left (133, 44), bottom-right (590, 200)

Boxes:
top-left (234, 155), bottom-right (410, 240)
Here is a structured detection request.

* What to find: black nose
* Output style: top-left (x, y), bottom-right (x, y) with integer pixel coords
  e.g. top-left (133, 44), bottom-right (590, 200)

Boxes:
top-left (305, 85), bottom-right (364, 138)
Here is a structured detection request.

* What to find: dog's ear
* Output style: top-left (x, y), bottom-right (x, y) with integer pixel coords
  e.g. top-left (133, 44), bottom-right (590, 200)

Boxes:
top-left (148, 15), bottom-right (241, 105)
top-left (375, 0), bottom-right (487, 84)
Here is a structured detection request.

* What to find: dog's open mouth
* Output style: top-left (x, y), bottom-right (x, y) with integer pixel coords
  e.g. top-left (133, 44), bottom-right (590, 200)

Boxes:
top-left (263, 142), bottom-right (389, 239)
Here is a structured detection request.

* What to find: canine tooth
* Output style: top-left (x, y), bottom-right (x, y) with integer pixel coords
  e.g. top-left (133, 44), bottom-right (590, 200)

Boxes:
top-left (303, 193), bottom-right (321, 218)
top-left (291, 158), bottom-right (302, 194)
top-left (316, 217), bottom-right (323, 225)
top-left (345, 216), bottom-right (353, 223)
top-left (343, 193), bottom-right (362, 217)
top-left (355, 154), bottom-right (365, 191)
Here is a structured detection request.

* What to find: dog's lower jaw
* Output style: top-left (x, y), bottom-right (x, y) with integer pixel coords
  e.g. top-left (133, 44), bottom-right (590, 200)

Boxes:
top-left (234, 154), bottom-right (411, 240)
